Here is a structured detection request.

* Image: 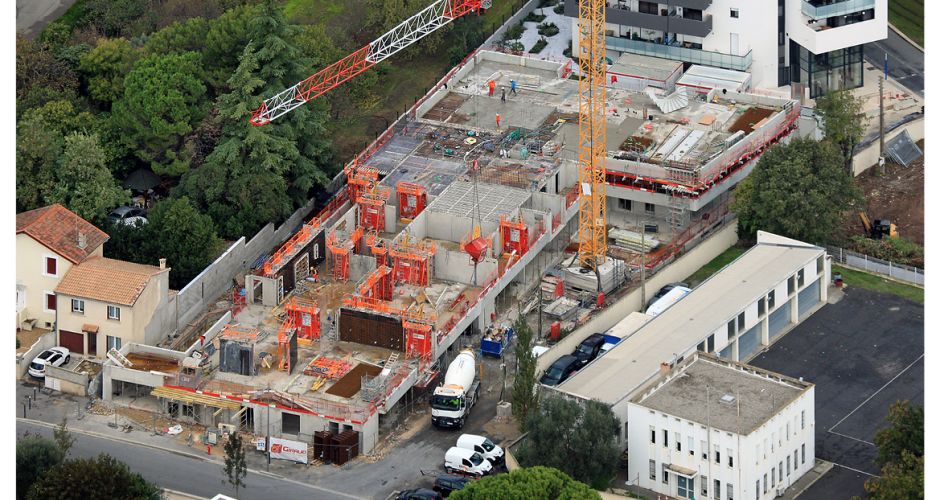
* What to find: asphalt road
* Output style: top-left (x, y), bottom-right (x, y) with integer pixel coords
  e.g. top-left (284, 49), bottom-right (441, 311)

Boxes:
top-left (749, 287), bottom-right (924, 498)
top-left (864, 27), bottom-right (924, 97)
top-left (16, 0), bottom-right (77, 38)
top-left (16, 419), bottom-right (365, 500)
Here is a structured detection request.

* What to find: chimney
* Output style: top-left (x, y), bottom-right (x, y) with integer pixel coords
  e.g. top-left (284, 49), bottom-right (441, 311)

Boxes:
top-left (159, 258), bottom-right (167, 270)
top-left (77, 231), bottom-right (87, 249)
top-left (660, 362), bottom-right (671, 377)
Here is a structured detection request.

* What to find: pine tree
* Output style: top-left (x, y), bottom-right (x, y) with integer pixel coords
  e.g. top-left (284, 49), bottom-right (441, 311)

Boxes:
top-left (223, 432), bottom-right (247, 497)
top-left (511, 316), bottom-right (538, 425)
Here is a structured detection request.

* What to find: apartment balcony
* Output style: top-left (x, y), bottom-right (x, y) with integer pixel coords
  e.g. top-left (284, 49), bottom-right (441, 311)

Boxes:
top-left (670, 0), bottom-right (712, 10)
top-left (566, 1), bottom-right (713, 37)
top-left (801, 0), bottom-right (875, 19)
top-left (606, 36), bottom-right (752, 71)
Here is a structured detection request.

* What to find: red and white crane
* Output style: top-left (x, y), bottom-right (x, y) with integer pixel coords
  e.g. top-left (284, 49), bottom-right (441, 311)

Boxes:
top-left (249, 0), bottom-right (491, 126)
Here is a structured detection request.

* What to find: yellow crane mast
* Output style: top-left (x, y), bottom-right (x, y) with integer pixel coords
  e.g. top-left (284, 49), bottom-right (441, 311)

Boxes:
top-left (576, 0), bottom-right (607, 272)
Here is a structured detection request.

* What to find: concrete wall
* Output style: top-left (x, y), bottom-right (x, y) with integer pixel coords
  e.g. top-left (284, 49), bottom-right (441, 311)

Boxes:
top-left (16, 234), bottom-right (91, 329)
top-left (44, 364), bottom-right (93, 396)
top-left (852, 117), bottom-right (923, 176)
top-left (252, 402), bottom-right (380, 455)
top-left (184, 312), bottom-right (232, 357)
top-left (16, 331), bottom-right (57, 379)
top-left (536, 221), bottom-right (739, 373)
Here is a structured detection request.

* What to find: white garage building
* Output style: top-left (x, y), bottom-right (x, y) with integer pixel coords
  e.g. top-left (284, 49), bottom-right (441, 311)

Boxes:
top-left (551, 231), bottom-right (830, 446)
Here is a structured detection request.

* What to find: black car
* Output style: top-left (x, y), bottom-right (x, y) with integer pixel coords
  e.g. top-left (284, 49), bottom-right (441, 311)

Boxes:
top-left (649, 282), bottom-right (690, 307)
top-left (397, 488), bottom-right (443, 500)
top-left (573, 333), bottom-right (606, 368)
top-left (540, 354), bottom-right (580, 386)
top-left (433, 474), bottom-right (471, 497)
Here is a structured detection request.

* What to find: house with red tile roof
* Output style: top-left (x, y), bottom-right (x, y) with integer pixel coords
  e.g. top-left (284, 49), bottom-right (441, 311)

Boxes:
top-left (16, 204), bottom-right (109, 330)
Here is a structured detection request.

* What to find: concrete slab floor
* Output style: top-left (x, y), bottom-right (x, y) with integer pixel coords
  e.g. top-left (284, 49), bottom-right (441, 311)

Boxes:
top-left (453, 94), bottom-right (555, 131)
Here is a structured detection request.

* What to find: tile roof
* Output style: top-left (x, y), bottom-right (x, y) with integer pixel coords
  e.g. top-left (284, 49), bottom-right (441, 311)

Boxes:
top-left (16, 204), bottom-right (109, 264)
top-left (55, 257), bottom-right (168, 306)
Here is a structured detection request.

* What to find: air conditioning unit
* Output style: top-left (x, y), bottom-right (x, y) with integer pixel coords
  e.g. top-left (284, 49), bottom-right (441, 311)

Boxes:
top-left (775, 487), bottom-right (787, 497)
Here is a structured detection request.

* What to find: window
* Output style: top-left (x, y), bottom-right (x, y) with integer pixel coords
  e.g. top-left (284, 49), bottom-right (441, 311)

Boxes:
top-left (787, 456), bottom-right (791, 475)
top-left (715, 444), bottom-right (721, 464)
top-left (676, 432), bottom-right (682, 451)
top-left (802, 444), bottom-right (805, 464)
top-left (107, 305), bottom-right (121, 321)
top-left (702, 475), bottom-right (708, 497)
top-left (678, 476), bottom-right (692, 498)
top-left (763, 474), bottom-right (768, 493)
top-left (779, 461), bottom-right (783, 480)
top-left (45, 293), bottom-right (56, 311)
top-left (788, 276), bottom-right (795, 295)
top-left (645, 203), bottom-right (655, 215)
top-left (768, 290), bottom-right (775, 309)
top-left (618, 199), bottom-right (632, 211)
top-left (689, 436), bottom-right (695, 456)
top-left (772, 468), bottom-right (775, 487)
top-left (638, 0), bottom-right (657, 14)
top-left (701, 440), bottom-right (708, 460)
top-left (801, 410), bottom-right (805, 429)
top-left (794, 449), bottom-right (799, 470)
top-left (728, 449), bottom-right (734, 468)
top-left (797, 269), bottom-right (805, 287)
top-left (730, 8), bottom-right (739, 18)
top-left (764, 439), bottom-right (768, 458)
top-left (662, 464), bottom-right (668, 484)
top-left (106, 335), bottom-right (121, 351)
top-left (756, 444), bottom-right (760, 464)
top-left (708, 334), bottom-right (715, 352)
top-left (817, 256), bottom-right (825, 275)
top-left (758, 298), bottom-right (765, 316)
top-left (714, 479), bottom-right (721, 499)
top-left (727, 483), bottom-right (733, 500)
top-left (282, 412), bottom-right (301, 434)
top-left (664, 429), bottom-right (669, 447)
top-left (755, 481), bottom-right (760, 500)
top-left (649, 459), bottom-right (656, 480)
top-left (651, 426), bottom-right (656, 444)
top-left (45, 256), bottom-right (58, 276)
top-left (787, 422), bottom-right (791, 440)
top-left (737, 312), bottom-right (745, 331)
top-left (71, 299), bottom-right (85, 314)
top-left (182, 404), bottom-right (195, 418)
top-left (728, 319), bottom-right (736, 337)
top-left (771, 433), bottom-right (775, 452)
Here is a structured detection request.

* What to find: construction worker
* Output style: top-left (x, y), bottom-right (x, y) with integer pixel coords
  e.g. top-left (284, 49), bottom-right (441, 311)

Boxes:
top-left (495, 113), bottom-right (501, 129)
top-left (510, 79), bottom-right (517, 95)
top-left (501, 88), bottom-right (506, 103)
top-left (488, 79), bottom-right (496, 96)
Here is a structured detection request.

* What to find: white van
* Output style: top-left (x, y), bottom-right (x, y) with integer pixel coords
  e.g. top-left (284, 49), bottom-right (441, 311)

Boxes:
top-left (444, 446), bottom-right (493, 477)
top-left (456, 434), bottom-right (504, 465)
top-left (645, 286), bottom-right (691, 317)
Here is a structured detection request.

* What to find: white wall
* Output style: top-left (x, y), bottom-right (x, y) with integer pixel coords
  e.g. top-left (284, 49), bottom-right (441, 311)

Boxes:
top-left (787, 0), bottom-right (887, 56)
top-left (706, 0), bottom-right (779, 88)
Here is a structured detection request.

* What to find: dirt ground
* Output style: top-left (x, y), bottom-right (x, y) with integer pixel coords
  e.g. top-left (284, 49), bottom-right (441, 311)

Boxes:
top-left (17, 328), bottom-right (50, 353)
top-left (841, 140), bottom-right (924, 245)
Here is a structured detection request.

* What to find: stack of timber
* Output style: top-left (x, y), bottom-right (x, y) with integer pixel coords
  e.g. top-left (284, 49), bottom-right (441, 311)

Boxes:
top-left (608, 228), bottom-right (660, 253)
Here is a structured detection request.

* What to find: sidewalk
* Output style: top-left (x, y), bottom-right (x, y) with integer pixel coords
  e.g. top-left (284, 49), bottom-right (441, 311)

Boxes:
top-left (781, 459), bottom-right (834, 499)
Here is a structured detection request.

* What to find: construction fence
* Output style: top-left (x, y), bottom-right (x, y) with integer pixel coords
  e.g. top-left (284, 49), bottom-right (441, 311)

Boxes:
top-left (826, 246), bottom-right (924, 287)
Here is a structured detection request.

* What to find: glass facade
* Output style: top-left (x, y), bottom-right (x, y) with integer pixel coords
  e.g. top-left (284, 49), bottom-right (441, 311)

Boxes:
top-left (790, 41), bottom-right (864, 98)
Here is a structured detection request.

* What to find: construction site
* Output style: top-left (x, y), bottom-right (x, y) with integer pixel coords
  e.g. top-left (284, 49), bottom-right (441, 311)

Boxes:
top-left (94, 0), bottom-right (801, 457)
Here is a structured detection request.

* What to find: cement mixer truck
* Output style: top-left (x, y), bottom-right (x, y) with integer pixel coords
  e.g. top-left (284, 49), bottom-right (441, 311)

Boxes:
top-left (431, 349), bottom-right (481, 429)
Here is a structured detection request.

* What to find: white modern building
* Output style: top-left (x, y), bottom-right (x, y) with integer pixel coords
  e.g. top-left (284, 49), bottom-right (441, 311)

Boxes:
top-left (626, 352), bottom-right (815, 499)
top-left (565, 0), bottom-right (887, 96)
top-left (550, 231), bottom-right (830, 443)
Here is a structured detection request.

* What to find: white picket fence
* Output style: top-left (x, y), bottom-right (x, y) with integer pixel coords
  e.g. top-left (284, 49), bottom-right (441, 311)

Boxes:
top-left (827, 245), bottom-right (924, 287)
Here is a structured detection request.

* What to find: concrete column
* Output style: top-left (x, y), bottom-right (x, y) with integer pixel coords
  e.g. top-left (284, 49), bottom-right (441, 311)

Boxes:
top-left (761, 316), bottom-right (770, 346)
top-left (732, 338), bottom-right (740, 362)
top-left (790, 295), bottom-right (799, 323)
top-left (102, 366), bottom-right (112, 401)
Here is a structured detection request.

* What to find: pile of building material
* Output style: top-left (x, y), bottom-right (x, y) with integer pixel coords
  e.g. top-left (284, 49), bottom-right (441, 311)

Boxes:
top-left (303, 356), bottom-right (354, 379)
top-left (561, 257), bottom-right (622, 293)
top-left (608, 228), bottom-right (660, 252)
top-left (543, 296), bottom-right (580, 320)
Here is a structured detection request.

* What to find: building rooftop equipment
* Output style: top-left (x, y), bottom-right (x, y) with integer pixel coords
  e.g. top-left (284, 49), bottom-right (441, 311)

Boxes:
top-left (677, 65), bottom-right (753, 93)
top-left (632, 352), bottom-right (812, 435)
top-left (556, 240), bottom-right (824, 405)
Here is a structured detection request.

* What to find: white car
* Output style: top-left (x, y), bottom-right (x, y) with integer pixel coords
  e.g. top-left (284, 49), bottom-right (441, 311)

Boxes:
top-left (456, 434), bottom-right (505, 465)
top-left (28, 347), bottom-right (71, 378)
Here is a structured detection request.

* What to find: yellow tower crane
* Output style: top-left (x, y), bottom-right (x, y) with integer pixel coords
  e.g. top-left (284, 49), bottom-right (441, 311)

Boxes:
top-left (576, 0), bottom-right (607, 275)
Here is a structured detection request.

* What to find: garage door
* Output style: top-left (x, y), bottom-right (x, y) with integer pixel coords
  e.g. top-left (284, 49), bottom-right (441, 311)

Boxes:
top-left (768, 302), bottom-right (791, 340)
top-left (718, 343), bottom-right (733, 359)
top-left (59, 330), bottom-right (84, 354)
top-left (738, 324), bottom-right (761, 360)
top-left (797, 279), bottom-right (820, 318)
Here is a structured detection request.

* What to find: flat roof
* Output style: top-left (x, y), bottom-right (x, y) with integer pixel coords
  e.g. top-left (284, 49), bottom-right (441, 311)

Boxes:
top-left (556, 241), bottom-right (824, 405)
top-left (609, 52), bottom-right (683, 82)
top-left (633, 353), bottom-right (812, 435)
top-left (429, 181), bottom-right (530, 222)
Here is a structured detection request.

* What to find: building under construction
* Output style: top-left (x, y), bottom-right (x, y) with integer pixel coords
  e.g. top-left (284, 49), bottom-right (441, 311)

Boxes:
top-left (99, 49), bottom-right (800, 457)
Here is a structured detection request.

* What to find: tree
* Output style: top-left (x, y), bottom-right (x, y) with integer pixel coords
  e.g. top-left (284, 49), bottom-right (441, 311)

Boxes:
top-left (15, 35), bottom-right (80, 113)
top-left (516, 397), bottom-right (620, 490)
top-left (874, 400), bottom-right (923, 467)
top-left (816, 89), bottom-right (867, 171)
top-left (83, 0), bottom-right (149, 37)
top-left (451, 466), bottom-right (601, 500)
top-left (53, 419), bottom-right (76, 457)
top-left (203, 4), bottom-right (260, 92)
top-left (16, 437), bottom-right (65, 500)
top-left (731, 138), bottom-right (861, 244)
top-left (79, 37), bottom-right (139, 107)
top-left (45, 132), bottom-right (130, 224)
top-left (864, 450), bottom-right (924, 499)
top-left (223, 432), bottom-right (248, 497)
top-left (27, 454), bottom-right (160, 500)
top-left (112, 51), bottom-right (208, 176)
top-left (144, 197), bottom-right (222, 289)
top-left (511, 316), bottom-right (538, 424)
top-left (142, 18), bottom-right (211, 57)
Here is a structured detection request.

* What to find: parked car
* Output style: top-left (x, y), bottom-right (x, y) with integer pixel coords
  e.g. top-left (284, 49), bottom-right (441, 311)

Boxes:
top-left (456, 434), bottom-right (504, 465)
top-left (572, 333), bottom-right (606, 368)
top-left (396, 488), bottom-right (443, 500)
top-left (648, 282), bottom-right (689, 307)
top-left (433, 474), bottom-right (471, 497)
top-left (444, 446), bottom-right (493, 478)
top-left (539, 354), bottom-right (580, 386)
top-left (107, 206), bottom-right (148, 227)
top-left (28, 347), bottom-right (70, 378)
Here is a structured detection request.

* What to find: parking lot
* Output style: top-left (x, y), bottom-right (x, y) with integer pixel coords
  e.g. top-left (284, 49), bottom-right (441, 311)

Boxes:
top-left (748, 286), bottom-right (923, 498)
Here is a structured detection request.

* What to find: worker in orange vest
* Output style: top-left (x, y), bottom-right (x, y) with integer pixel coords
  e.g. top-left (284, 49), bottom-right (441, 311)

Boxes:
top-left (488, 79), bottom-right (496, 96)
top-left (495, 113), bottom-right (501, 129)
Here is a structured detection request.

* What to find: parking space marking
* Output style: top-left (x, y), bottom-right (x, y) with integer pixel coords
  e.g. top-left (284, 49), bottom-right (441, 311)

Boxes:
top-left (827, 430), bottom-right (875, 447)
top-left (827, 354), bottom-right (924, 433)
top-left (831, 462), bottom-right (880, 478)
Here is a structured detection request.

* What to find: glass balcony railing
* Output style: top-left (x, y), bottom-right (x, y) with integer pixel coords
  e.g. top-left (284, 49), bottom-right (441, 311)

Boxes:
top-left (606, 36), bottom-right (752, 71)
top-left (801, 0), bottom-right (875, 19)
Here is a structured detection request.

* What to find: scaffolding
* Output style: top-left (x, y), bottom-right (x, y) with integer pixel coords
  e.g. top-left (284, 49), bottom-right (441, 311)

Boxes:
top-left (285, 296), bottom-right (320, 341)
top-left (276, 316), bottom-right (297, 372)
top-left (345, 164), bottom-right (380, 203)
top-left (499, 215), bottom-right (530, 257)
top-left (397, 182), bottom-right (428, 221)
top-left (390, 235), bottom-right (437, 287)
top-left (326, 230), bottom-right (351, 282)
top-left (358, 185), bottom-right (392, 232)
top-left (263, 223), bottom-right (315, 276)
top-left (357, 266), bottom-right (394, 301)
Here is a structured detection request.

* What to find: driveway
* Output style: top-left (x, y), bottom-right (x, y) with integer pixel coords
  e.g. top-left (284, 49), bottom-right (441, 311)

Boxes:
top-left (864, 27), bottom-right (924, 97)
top-left (748, 287), bottom-right (923, 498)
top-left (16, 0), bottom-right (77, 38)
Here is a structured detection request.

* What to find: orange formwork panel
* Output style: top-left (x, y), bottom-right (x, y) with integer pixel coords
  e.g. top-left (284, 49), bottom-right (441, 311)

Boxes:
top-left (397, 182), bottom-right (427, 221)
top-left (264, 224), bottom-right (314, 276)
top-left (286, 297), bottom-right (320, 340)
top-left (500, 215), bottom-right (529, 257)
top-left (327, 230), bottom-right (351, 282)
top-left (390, 237), bottom-right (436, 287)
top-left (358, 186), bottom-right (391, 232)
top-left (358, 266), bottom-right (393, 301)
top-left (404, 320), bottom-right (433, 358)
top-left (345, 164), bottom-right (380, 203)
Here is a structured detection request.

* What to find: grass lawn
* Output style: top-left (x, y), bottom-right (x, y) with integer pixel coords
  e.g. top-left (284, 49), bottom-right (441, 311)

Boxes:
top-left (888, 0), bottom-right (923, 46)
top-left (834, 265), bottom-right (923, 304)
top-left (685, 245), bottom-right (747, 287)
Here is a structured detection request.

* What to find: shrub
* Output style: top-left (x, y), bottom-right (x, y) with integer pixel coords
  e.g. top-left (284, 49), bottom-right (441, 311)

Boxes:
top-left (553, 3), bottom-right (565, 14)
top-left (849, 235), bottom-right (924, 267)
top-left (503, 23), bottom-right (525, 41)
top-left (538, 22), bottom-right (559, 36)
top-left (523, 11), bottom-right (546, 23)
top-left (529, 38), bottom-right (548, 54)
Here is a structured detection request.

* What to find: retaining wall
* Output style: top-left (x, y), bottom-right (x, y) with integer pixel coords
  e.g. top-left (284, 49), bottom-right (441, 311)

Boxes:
top-left (852, 116), bottom-right (923, 176)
